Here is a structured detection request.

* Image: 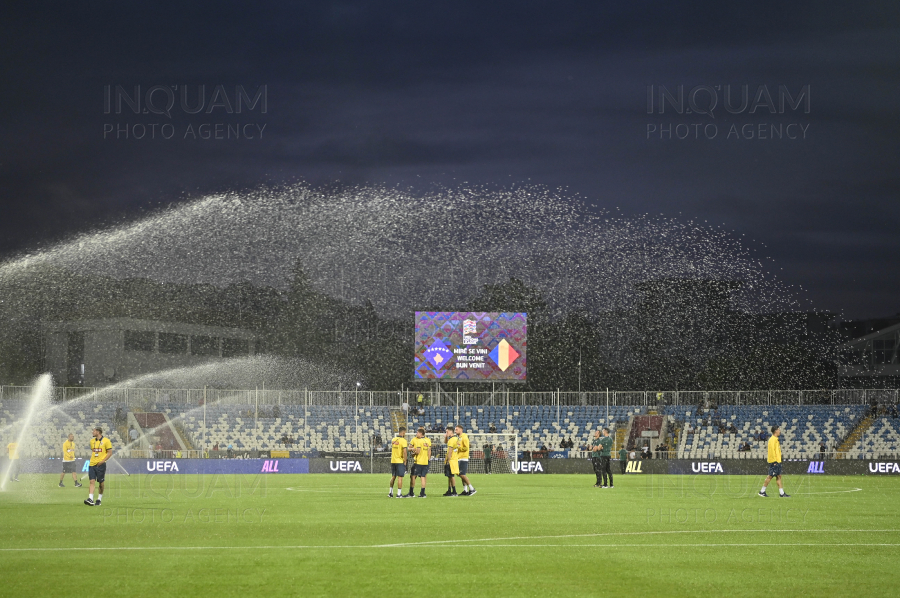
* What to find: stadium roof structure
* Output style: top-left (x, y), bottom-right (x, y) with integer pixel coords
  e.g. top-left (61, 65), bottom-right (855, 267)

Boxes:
top-left (44, 317), bottom-right (259, 387)
top-left (838, 321), bottom-right (900, 381)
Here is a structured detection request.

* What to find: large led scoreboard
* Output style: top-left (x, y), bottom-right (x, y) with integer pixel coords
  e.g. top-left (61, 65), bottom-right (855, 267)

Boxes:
top-left (413, 311), bottom-right (527, 381)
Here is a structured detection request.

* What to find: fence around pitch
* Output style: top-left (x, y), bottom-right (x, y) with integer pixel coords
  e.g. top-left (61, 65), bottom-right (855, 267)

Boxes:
top-left (1, 385), bottom-right (897, 408)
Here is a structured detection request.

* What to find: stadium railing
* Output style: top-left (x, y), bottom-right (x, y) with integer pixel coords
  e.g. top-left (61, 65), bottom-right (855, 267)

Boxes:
top-left (2, 386), bottom-right (896, 408)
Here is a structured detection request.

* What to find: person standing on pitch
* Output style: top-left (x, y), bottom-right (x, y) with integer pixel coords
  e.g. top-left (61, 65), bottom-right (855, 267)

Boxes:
top-left (406, 427), bottom-right (431, 498)
top-left (759, 425), bottom-right (790, 498)
top-left (596, 428), bottom-right (614, 488)
top-left (443, 426), bottom-right (460, 496)
top-left (483, 442), bottom-right (493, 475)
top-left (388, 427), bottom-right (408, 498)
top-left (618, 445), bottom-right (628, 475)
top-left (454, 424), bottom-right (476, 495)
top-left (59, 433), bottom-right (82, 488)
top-left (84, 427), bottom-right (112, 506)
top-left (589, 430), bottom-right (603, 487)
top-left (6, 438), bottom-right (20, 482)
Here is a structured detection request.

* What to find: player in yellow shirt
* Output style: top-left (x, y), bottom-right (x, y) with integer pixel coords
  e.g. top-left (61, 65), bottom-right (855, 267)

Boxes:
top-left (443, 426), bottom-right (460, 497)
top-left (759, 425), bottom-right (790, 498)
top-left (405, 427), bottom-right (432, 498)
top-left (84, 427), bottom-right (112, 506)
top-left (455, 424), bottom-right (476, 496)
top-left (388, 427), bottom-right (408, 498)
top-left (6, 440), bottom-right (20, 482)
top-left (59, 433), bottom-right (83, 488)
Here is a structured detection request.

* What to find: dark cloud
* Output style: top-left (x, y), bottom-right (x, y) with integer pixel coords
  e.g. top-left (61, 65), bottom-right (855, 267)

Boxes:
top-left (0, 1), bottom-right (898, 318)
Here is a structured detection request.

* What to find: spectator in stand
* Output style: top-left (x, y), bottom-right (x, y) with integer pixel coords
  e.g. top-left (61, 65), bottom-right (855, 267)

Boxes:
top-left (819, 441), bottom-right (827, 460)
top-left (489, 423), bottom-right (497, 433)
top-left (729, 423), bottom-right (738, 434)
top-left (619, 446), bottom-right (628, 474)
top-left (227, 443), bottom-right (234, 459)
top-left (629, 447), bottom-right (637, 461)
top-left (213, 442), bottom-right (219, 451)
top-left (128, 425), bottom-right (138, 446)
top-left (539, 444), bottom-right (549, 458)
top-left (559, 438), bottom-right (567, 449)
top-left (272, 405), bottom-right (281, 419)
top-left (401, 400), bottom-right (410, 417)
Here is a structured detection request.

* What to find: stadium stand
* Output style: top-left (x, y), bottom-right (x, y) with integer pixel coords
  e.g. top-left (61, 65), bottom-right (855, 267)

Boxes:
top-left (668, 405), bottom-right (868, 459)
top-left (3, 396), bottom-right (895, 459)
top-left (850, 414), bottom-right (900, 459)
top-left (0, 400), bottom-right (125, 458)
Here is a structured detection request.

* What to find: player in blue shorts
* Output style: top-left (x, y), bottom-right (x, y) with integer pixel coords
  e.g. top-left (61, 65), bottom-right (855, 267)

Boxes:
top-left (406, 427), bottom-right (432, 498)
top-left (388, 427), bottom-right (408, 498)
top-left (759, 425), bottom-right (790, 498)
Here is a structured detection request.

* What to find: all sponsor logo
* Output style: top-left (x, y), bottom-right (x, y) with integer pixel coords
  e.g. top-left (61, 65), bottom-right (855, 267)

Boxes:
top-left (146, 460), bottom-right (180, 472)
top-left (868, 462), bottom-right (900, 474)
top-left (807, 461), bottom-right (825, 474)
top-left (329, 461), bottom-right (363, 472)
top-left (261, 460), bottom-right (280, 473)
top-left (625, 461), bottom-right (643, 473)
top-left (513, 461), bottom-right (544, 473)
top-left (691, 462), bottom-right (724, 474)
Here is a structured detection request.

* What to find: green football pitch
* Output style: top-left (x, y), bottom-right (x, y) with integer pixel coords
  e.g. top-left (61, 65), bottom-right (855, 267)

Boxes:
top-left (1, 472), bottom-right (898, 597)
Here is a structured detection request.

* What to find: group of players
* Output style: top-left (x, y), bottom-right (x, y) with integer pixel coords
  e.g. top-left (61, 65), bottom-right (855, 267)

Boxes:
top-left (386, 423), bottom-right (791, 498)
top-left (9, 421), bottom-right (791, 502)
top-left (6, 426), bottom-right (112, 505)
top-left (388, 424), bottom-right (476, 498)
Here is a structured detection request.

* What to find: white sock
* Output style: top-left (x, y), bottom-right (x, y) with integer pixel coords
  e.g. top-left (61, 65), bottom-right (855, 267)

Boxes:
top-left (98, 494), bottom-right (102, 501)
top-left (761, 487), bottom-right (766, 493)
top-left (389, 488), bottom-right (392, 494)
top-left (469, 485), bottom-right (474, 491)
top-left (90, 493), bottom-right (94, 500)
top-left (779, 489), bottom-right (785, 495)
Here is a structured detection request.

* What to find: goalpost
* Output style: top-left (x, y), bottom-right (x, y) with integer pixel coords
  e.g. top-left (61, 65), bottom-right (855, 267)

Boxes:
top-left (411, 432), bottom-right (519, 475)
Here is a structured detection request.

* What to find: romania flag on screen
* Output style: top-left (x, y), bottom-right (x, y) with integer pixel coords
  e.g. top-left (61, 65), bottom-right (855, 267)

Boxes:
top-left (488, 339), bottom-right (520, 372)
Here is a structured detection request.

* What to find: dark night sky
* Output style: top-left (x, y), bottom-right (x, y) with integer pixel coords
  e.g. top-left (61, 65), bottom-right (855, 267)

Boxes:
top-left (1, 1), bottom-right (898, 318)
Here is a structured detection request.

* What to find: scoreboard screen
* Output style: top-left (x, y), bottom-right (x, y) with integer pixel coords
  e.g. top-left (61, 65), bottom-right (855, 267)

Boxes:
top-left (414, 312), bottom-right (527, 382)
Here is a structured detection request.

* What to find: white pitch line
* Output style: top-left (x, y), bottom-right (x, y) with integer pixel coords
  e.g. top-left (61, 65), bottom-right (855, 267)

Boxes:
top-left (2, 541), bottom-right (899, 552)
top-left (376, 528), bottom-right (900, 547)
top-left (428, 542), bottom-right (900, 548)
top-left (792, 488), bottom-right (863, 495)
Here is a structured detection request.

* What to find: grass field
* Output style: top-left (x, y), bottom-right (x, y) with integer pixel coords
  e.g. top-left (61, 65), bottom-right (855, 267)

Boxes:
top-left (1, 471), bottom-right (898, 597)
